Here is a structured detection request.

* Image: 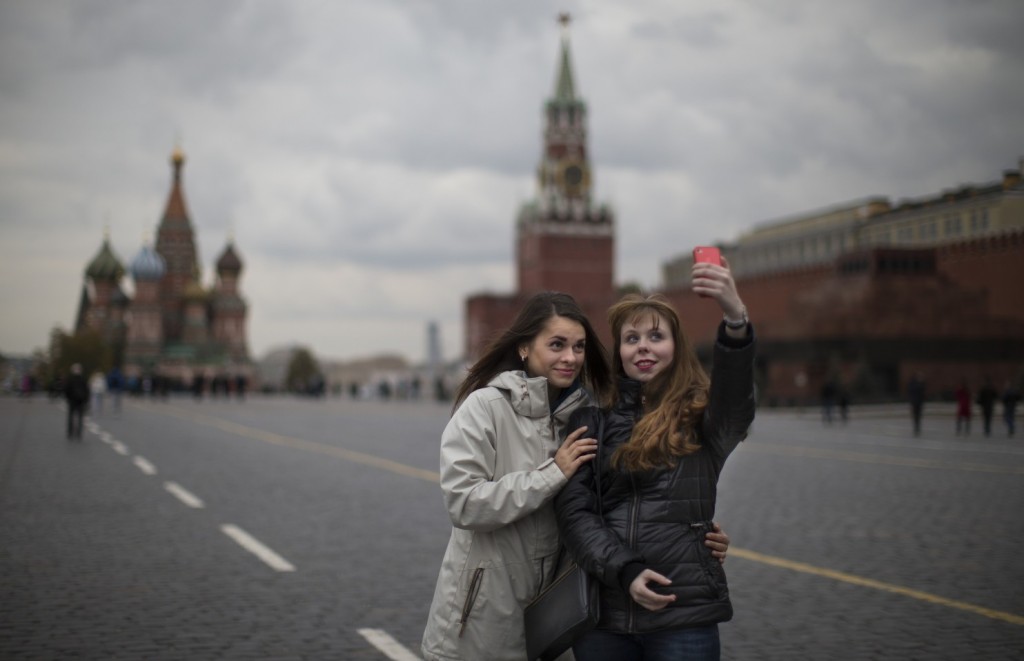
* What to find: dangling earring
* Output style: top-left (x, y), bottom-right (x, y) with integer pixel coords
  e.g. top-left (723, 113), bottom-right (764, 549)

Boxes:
top-left (519, 353), bottom-right (527, 364)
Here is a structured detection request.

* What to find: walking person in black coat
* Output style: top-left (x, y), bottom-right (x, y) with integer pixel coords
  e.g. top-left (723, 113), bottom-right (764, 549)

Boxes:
top-left (555, 255), bottom-right (755, 661)
top-left (976, 377), bottom-right (998, 437)
top-left (64, 363), bottom-right (90, 440)
top-left (1002, 379), bottom-right (1020, 437)
top-left (907, 373), bottom-right (926, 437)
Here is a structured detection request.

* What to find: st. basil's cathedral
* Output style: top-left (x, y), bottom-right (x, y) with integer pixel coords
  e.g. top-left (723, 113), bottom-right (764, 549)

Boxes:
top-left (74, 147), bottom-right (252, 386)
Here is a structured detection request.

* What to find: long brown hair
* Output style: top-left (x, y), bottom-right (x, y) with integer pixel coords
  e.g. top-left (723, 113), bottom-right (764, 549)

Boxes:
top-left (606, 293), bottom-right (709, 471)
top-left (452, 291), bottom-right (610, 411)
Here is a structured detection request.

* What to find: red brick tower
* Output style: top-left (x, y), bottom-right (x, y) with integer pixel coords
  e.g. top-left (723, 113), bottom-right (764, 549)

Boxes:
top-left (465, 15), bottom-right (616, 360)
top-left (210, 240), bottom-right (249, 361)
top-left (516, 13), bottom-right (615, 307)
top-left (154, 147), bottom-right (200, 342)
top-left (124, 242), bottom-right (166, 369)
top-left (79, 233), bottom-right (128, 350)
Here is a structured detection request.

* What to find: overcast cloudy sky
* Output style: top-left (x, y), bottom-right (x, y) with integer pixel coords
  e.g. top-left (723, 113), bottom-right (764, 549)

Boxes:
top-left (2, 1), bottom-right (1022, 364)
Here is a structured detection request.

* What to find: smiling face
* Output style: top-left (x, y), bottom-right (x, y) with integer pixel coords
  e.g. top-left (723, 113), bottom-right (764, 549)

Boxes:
top-left (619, 312), bottom-right (675, 383)
top-left (520, 314), bottom-right (586, 392)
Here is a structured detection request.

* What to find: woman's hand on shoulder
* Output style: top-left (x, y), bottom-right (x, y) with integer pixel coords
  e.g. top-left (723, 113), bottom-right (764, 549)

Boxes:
top-left (555, 425), bottom-right (598, 478)
top-left (629, 569), bottom-right (676, 612)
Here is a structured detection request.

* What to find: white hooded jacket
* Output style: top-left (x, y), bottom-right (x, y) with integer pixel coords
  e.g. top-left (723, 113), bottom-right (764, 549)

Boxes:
top-left (422, 370), bottom-right (592, 661)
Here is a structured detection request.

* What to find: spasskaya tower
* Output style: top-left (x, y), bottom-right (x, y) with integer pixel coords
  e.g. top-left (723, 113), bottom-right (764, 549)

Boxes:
top-left (465, 14), bottom-right (617, 359)
top-left (517, 13), bottom-right (614, 303)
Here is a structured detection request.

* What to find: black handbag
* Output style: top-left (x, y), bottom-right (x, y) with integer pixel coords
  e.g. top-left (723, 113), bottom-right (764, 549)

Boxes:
top-left (524, 561), bottom-right (599, 661)
top-left (523, 409), bottom-right (603, 661)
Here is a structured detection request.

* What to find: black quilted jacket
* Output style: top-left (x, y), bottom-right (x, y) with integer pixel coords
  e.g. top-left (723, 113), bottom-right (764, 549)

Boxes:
top-left (554, 325), bottom-right (756, 633)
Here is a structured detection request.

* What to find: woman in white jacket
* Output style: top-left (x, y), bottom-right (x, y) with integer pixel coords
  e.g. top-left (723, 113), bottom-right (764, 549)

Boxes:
top-left (421, 291), bottom-right (730, 661)
top-left (422, 292), bottom-right (611, 661)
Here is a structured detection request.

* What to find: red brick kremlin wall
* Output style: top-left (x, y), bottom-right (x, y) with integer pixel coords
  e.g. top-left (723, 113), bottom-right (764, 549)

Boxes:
top-left (663, 231), bottom-right (1024, 403)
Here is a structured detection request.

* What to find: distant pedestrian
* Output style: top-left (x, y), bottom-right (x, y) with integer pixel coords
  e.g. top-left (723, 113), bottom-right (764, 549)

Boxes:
top-left (837, 386), bottom-right (850, 424)
top-left (954, 379), bottom-right (971, 436)
top-left (64, 364), bottom-right (90, 440)
top-left (107, 366), bottom-right (124, 413)
top-left (907, 373), bottom-right (926, 436)
top-left (1003, 380), bottom-right (1021, 437)
top-left (820, 379), bottom-right (837, 425)
top-left (976, 378), bottom-right (998, 437)
top-left (89, 370), bottom-right (107, 415)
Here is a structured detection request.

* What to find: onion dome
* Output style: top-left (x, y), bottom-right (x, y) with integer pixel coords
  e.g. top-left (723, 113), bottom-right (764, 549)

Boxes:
top-left (182, 278), bottom-right (208, 303)
top-left (216, 242), bottom-right (243, 274)
top-left (85, 239), bottom-right (126, 282)
top-left (129, 244), bottom-right (166, 281)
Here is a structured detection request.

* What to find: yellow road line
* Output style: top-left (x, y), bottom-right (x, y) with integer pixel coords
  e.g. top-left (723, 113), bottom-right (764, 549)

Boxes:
top-left (731, 547), bottom-right (1024, 626)
top-left (745, 444), bottom-right (1024, 475)
top-left (138, 402), bottom-right (441, 483)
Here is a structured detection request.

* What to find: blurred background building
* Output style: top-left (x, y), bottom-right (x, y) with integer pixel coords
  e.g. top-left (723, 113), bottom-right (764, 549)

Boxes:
top-left (464, 18), bottom-right (1024, 405)
top-left (465, 15), bottom-right (617, 358)
top-left (73, 148), bottom-right (253, 389)
top-left (661, 162), bottom-right (1024, 404)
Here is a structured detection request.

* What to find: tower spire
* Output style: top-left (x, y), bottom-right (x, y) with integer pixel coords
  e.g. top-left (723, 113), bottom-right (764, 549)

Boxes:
top-left (554, 13), bottom-right (576, 102)
top-left (154, 146), bottom-right (201, 343)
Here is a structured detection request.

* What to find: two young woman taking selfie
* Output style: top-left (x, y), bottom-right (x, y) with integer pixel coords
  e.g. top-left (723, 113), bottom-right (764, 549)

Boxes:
top-left (423, 255), bottom-right (755, 661)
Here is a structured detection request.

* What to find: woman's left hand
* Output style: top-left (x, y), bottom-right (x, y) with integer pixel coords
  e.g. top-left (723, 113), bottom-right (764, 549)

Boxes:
top-left (554, 425), bottom-right (598, 478)
top-left (629, 569), bottom-right (676, 612)
top-left (705, 522), bottom-right (730, 565)
top-left (691, 256), bottom-right (745, 321)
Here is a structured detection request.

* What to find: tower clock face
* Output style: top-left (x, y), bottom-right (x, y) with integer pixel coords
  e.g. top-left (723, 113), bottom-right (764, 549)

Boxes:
top-left (557, 160), bottom-right (588, 195)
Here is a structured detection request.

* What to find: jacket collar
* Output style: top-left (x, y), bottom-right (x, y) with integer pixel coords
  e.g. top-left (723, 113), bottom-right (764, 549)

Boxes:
top-left (488, 370), bottom-right (587, 420)
top-left (617, 377), bottom-right (644, 412)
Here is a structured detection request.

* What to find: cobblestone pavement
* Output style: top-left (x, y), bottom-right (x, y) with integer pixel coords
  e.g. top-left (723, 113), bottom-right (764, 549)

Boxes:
top-left (1, 394), bottom-right (1022, 660)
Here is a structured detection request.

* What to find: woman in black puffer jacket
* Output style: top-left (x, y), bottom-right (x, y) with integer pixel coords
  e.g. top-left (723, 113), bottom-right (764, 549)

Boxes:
top-left (555, 261), bottom-right (755, 661)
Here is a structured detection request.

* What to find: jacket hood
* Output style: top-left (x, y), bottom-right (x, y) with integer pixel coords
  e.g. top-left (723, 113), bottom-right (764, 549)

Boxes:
top-left (487, 370), bottom-right (584, 420)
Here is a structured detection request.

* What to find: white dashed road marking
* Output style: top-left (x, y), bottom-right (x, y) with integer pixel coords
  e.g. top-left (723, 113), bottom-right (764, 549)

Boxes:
top-left (132, 456), bottom-right (157, 475)
top-left (220, 524), bottom-right (296, 572)
top-left (164, 481), bottom-right (205, 509)
top-left (357, 629), bottom-right (419, 661)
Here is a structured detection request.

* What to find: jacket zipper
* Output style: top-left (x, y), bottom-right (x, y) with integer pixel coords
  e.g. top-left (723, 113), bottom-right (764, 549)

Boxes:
top-left (458, 568), bottom-right (484, 637)
top-left (548, 387), bottom-right (580, 453)
top-left (626, 392), bottom-right (644, 633)
top-left (626, 472), bottom-right (640, 633)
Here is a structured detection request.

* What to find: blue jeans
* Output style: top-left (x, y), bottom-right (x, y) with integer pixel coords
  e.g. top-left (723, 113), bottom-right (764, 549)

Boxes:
top-left (573, 625), bottom-right (720, 661)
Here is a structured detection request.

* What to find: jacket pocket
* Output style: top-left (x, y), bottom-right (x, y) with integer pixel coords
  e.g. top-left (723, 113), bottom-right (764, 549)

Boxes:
top-left (458, 568), bottom-right (484, 637)
top-left (690, 522), bottom-right (726, 598)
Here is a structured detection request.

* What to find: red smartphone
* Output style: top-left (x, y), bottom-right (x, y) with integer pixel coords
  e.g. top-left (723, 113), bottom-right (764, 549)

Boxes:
top-left (692, 246), bottom-right (720, 298)
top-left (692, 246), bottom-right (721, 266)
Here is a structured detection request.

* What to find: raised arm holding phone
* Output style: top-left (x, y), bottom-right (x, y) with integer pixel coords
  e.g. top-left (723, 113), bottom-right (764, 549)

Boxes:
top-left (555, 251), bottom-right (756, 661)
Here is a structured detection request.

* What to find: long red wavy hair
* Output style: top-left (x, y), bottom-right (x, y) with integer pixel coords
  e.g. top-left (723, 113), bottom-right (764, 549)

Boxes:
top-left (606, 294), bottom-right (710, 471)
